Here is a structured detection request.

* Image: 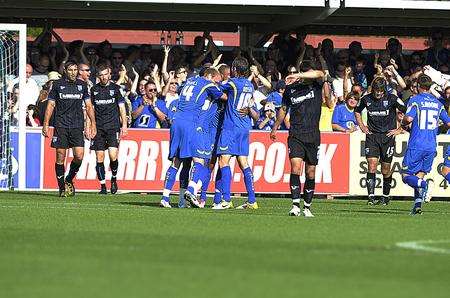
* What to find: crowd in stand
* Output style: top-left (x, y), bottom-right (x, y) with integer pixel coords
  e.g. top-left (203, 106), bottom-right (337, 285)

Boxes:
top-left (7, 25), bottom-right (450, 134)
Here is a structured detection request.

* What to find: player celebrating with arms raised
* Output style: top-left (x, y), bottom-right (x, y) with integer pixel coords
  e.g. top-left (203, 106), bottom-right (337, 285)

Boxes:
top-left (42, 61), bottom-right (97, 197)
top-left (401, 74), bottom-right (450, 215)
top-left (90, 64), bottom-right (128, 194)
top-left (270, 61), bottom-right (329, 217)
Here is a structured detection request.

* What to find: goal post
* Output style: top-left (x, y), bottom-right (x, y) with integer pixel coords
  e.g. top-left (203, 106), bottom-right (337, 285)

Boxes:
top-left (0, 23), bottom-right (27, 190)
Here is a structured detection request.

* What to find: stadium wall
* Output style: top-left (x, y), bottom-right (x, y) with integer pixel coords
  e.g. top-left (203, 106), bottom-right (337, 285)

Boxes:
top-left (6, 128), bottom-right (449, 197)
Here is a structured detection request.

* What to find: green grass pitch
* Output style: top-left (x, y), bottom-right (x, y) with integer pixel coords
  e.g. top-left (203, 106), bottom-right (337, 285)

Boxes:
top-left (1, 192), bottom-right (449, 298)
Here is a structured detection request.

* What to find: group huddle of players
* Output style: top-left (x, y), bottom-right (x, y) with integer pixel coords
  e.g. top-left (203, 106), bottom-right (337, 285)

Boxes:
top-left (42, 58), bottom-right (450, 216)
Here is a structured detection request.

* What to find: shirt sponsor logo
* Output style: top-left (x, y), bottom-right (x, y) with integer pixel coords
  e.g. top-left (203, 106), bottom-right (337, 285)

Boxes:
top-left (291, 90), bottom-right (314, 104)
top-left (368, 110), bottom-right (389, 116)
top-left (59, 93), bottom-right (83, 100)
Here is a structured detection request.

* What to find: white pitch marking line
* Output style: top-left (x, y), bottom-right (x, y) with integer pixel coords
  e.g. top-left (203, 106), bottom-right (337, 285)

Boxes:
top-left (396, 240), bottom-right (450, 255)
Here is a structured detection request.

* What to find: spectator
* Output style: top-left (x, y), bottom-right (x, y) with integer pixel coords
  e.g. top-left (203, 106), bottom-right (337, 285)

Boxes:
top-left (8, 86), bottom-right (19, 127)
top-left (111, 50), bottom-right (125, 81)
top-left (31, 54), bottom-right (51, 87)
top-left (8, 64), bottom-right (41, 108)
top-left (348, 41), bottom-right (363, 67)
top-left (26, 104), bottom-right (41, 127)
top-left (332, 92), bottom-right (359, 133)
top-left (265, 80), bottom-right (285, 108)
top-left (36, 71), bottom-right (60, 126)
top-left (77, 63), bottom-right (93, 88)
top-left (161, 71), bottom-right (179, 108)
top-left (131, 81), bottom-right (168, 128)
top-left (256, 102), bottom-right (276, 131)
top-left (426, 30), bottom-right (450, 69)
top-left (353, 57), bottom-right (368, 90)
top-left (332, 63), bottom-right (352, 102)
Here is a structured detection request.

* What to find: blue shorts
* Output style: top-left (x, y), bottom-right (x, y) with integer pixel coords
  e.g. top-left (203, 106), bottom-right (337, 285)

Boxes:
top-left (216, 127), bottom-right (249, 157)
top-left (169, 119), bottom-right (195, 160)
top-left (444, 147), bottom-right (450, 168)
top-left (402, 148), bottom-right (437, 175)
top-left (192, 127), bottom-right (215, 160)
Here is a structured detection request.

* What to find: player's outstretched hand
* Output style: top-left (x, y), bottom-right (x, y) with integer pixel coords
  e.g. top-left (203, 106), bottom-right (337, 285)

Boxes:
top-left (42, 125), bottom-right (49, 138)
top-left (270, 128), bottom-right (277, 141)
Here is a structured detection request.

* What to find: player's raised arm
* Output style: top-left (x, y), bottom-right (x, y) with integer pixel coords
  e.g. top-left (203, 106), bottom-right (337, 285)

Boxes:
top-left (286, 69), bottom-right (325, 83)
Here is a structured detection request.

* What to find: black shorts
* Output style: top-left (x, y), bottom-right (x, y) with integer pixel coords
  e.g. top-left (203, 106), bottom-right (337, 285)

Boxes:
top-left (90, 128), bottom-right (120, 151)
top-left (365, 133), bottom-right (395, 163)
top-left (287, 135), bottom-right (320, 165)
top-left (51, 127), bottom-right (85, 149)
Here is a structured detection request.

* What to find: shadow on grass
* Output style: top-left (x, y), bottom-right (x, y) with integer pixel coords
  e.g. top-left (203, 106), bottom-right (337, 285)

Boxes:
top-left (119, 201), bottom-right (162, 208)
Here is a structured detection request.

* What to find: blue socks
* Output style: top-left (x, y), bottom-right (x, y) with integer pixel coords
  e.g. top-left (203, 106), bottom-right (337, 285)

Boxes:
top-left (445, 173), bottom-right (450, 183)
top-left (402, 175), bottom-right (427, 189)
top-left (243, 167), bottom-right (256, 204)
top-left (221, 166), bottom-right (232, 202)
top-left (413, 188), bottom-right (423, 209)
top-left (187, 162), bottom-right (206, 195)
top-left (200, 167), bottom-right (211, 201)
top-left (162, 166), bottom-right (178, 202)
top-left (214, 168), bottom-right (222, 204)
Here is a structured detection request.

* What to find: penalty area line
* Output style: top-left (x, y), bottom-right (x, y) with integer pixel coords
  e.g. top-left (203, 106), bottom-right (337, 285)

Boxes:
top-left (395, 240), bottom-right (450, 254)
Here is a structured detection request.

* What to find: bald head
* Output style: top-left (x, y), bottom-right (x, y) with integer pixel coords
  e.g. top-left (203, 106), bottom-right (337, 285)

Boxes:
top-left (26, 64), bottom-right (33, 79)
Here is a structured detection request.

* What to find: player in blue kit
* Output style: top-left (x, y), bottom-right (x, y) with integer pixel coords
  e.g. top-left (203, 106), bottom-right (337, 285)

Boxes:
top-left (215, 57), bottom-right (260, 210)
top-left (438, 146), bottom-right (450, 184)
top-left (183, 68), bottom-right (227, 207)
top-left (197, 64), bottom-right (230, 208)
top-left (401, 74), bottom-right (450, 215)
top-left (160, 68), bottom-right (226, 208)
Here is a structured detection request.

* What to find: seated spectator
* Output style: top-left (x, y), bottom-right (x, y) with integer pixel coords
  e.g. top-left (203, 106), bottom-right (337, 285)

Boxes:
top-left (332, 92), bottom-right (359, 133)
top-left (256, 102), bottom-right (276, 131)
top-left (131, 81), bottom-right (168, 128)
top-left (265, 80), bottom-right (285, 108)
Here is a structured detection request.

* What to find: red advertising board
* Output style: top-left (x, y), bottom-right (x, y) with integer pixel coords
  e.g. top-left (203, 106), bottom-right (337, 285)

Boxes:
top-left (43, 129), bottom-right (350, 194)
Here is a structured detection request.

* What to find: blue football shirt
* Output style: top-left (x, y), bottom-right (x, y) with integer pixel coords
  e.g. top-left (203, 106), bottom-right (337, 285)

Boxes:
top-left (332, 104), bottom-right (358, 130)
top-left (405, 93), bottom-right (450, 151)
top-left (173, 76), bottom-right (223, 124)
top-left (221, 77), bottom-right (255, 130)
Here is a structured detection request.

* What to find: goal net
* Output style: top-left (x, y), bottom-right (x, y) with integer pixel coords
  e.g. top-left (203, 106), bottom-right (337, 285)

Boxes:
top-left (0, 24), bottom-right (26, 190)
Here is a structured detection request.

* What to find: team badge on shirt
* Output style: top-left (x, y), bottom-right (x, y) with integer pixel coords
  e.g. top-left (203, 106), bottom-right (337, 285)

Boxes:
top-left (77, 85), bottom-right (83, 91)
top-left (383, 100), bottom-right (389, 107)
top-left (110, 90), bottom-right (115, 96)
